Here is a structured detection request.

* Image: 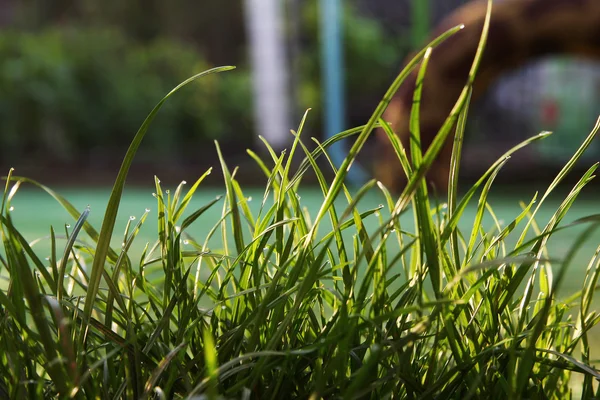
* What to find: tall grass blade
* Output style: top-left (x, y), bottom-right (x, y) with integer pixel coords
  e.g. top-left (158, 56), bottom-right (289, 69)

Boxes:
top-left (57, 206), bottom-right (90, 305)
top-left (309, 23), bottom-right (465, 241)
top-left (79, 66), bottom-right (234, 349)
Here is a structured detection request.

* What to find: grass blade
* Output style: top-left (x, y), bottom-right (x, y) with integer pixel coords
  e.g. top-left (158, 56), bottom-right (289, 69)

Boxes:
top-left (79, 66), bottom-right (234, 349)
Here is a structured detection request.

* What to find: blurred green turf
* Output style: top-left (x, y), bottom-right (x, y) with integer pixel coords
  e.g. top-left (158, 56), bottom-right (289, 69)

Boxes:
top-left (6, 184), bottom-right (600, 300)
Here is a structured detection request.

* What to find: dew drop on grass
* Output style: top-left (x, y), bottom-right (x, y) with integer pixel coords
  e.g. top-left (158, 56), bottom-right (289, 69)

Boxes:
top-left (378, 204), bottom-right (384, 209)
top-left (152, 193), bottom-right (157, 197)
top-left (183, 240), bottom-right (189, 245)
top-left (247, 196), bottom-right (252, 202)
top-left (8, 206), bottom-right (13, 212)
top-left (145, 208), bottom-right (151, 213)
top-left (441, 203), bottom-right (448, 210)
top-left (129, 216), bottom-right (136, 221)
top-left (181, 180), bottom-right (187, 185)
top-left (165, 190), bottom-right (170, 194)
top-left (66, 224), bottom-right (71, 229)
top-left (45, 257), bottom-right (50, 261)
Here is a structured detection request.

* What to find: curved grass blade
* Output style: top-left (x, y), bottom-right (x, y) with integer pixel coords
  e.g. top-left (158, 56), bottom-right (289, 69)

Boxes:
top-left (287, 124), bottom-right (380, 191)
top-left (78, 66), bottom-right (234, 349)
top-left (464, 157), bottom-right (509, 264)
top-left (516, 116), bottom-right (600, 248)
top-left (8, 175), bottom-right (120, 263)
top-left (0, 168), bottom-right (14, 215)
top-left (57, 206), bottom-right (90, 305)
top-left (180, 196), bottom-right (223, 233)
top-left (387, 1), bottom-right (492, 219)
top-left (408, 46), bottom-right (443, 296)
top-left (308, 23), bottom-right (465, 243)
top-left (439, 132), bottom-right (550, 244)
top-left (448, 88), bottom-right (472, 267)
top-left (377, 118), bottom-right (413, 180)
top-left (172, 168), bottom-right (213, 223)
top-left (141, 342), bottom-right (187, 400)
top-left (215, 141), bottom-right (245, 256)
top-left (1, 215), bottom-right (57, 294)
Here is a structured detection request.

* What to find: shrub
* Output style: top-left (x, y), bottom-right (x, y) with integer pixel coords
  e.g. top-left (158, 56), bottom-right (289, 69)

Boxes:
top-left (0, 4), bottom-right (402, 172)
top-left (1, 7), bottom-right (600, 398)
top-left (0, 27), bottom-right (253, 167)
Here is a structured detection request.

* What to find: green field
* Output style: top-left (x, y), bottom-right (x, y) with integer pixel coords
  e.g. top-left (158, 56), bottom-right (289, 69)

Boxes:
top-left (7, 183), bottom-right (600, 300)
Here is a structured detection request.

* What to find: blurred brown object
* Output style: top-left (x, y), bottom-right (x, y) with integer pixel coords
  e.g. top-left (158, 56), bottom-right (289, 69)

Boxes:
top-left (375, 0), bottom-right (600, 194)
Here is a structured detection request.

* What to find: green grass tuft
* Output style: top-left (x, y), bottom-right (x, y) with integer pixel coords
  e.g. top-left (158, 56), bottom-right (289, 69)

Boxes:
top-left (1, 2), bottom-right (600, 397)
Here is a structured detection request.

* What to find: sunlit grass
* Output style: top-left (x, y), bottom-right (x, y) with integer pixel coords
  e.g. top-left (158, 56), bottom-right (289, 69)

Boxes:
top-left (1, 1), bottom-right (600, 397)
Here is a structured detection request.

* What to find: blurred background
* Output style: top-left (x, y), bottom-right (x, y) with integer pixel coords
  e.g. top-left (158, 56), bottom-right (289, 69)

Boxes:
top-left (0, 0), bottom-right (398, 185)
top-left (0, 0), bottom-right (598, 186)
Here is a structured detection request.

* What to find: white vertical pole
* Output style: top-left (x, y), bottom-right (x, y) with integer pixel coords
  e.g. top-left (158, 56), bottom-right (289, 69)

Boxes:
top-left (244, 0), bottom-right (291, 150)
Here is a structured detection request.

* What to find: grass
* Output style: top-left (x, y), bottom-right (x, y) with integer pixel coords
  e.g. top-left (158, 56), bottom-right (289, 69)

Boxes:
top-left (2, 1), bottom-right (600, 397)
top-left (6, 186), bottom-right (600, 301)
